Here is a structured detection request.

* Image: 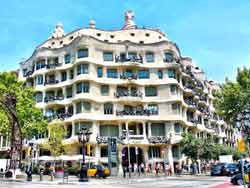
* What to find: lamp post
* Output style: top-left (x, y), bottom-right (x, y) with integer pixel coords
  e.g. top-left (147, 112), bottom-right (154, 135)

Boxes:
top-left (235, 108), bottom-right (250, 187)
top-left (78, 127), bottom-right (92, 182)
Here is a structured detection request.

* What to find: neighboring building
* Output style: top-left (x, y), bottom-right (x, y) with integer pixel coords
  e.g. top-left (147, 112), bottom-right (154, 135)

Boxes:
top-left (19, 11), bottom-right (240, 171)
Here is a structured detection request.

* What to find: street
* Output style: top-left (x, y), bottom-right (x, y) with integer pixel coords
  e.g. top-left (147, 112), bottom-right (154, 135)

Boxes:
top-left (0, 176), bottom-right (241, 188)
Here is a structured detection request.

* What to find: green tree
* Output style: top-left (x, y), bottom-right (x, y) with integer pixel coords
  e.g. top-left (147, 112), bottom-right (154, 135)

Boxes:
top-left (0, 72), bottom-right (47, 169)
top-left (41, 121), bottom-right (66, 157)
top-left (214, 67), bottom-right (250, 123)
top-left (180, 133), bottom-right (203, 161)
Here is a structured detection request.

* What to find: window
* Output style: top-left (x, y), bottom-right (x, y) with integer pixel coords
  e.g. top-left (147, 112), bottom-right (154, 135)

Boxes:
top-left (101, 85), bottom-right (109, 96)
top-left (36, 59), bottom-right (46, 70)
top-left (66, 86), bottom-right (73, 98)
top-left (64, 54), bottom-right (71, 64)
top-left (22, 69), bottom-right (27, 77)
top-left (172, 145), bottom-right (180, 158)
top-left (76, 102), bottom-right (82, 114)
top-left (174, 123), bottom-right (182, 134)
top-left (107, 69), bottom-right (118, 78)
top-left (97, 67), bottom-right (103, 78)
top-left (168, 69), bottom-right (176, 79)
top-left (146, 52), bottom-right (154, 62)
top-left (164, 52), bottom-right (174, 62)
top-left (77, 64), bottom-right (89, 75)
top-left (35, 92), bottom-right (43, 103)
top-left (138, 69), bottom-right (150, 79)
top-left (172, 103), bottom-right (181, 114)
top-left (82, 101), bottom-right (91, 111)
top-left (103, 52), bottom-right (113, 61)
top-left (158, 70), bottom-right (163, 79)
top-left (69, 69), bottom-right (74, 79)
top-left (145, 86), bottom-right (157, 97)
top-left (74, 121), bottom-right (92, 135)
top-left (77, 49), bottom-right (88, 58)
top-left (76, 82), bottom-right (90, 93)
top-left (170, 85), bottom-right (177, 95)
top-left (61, 71), bottom-right (67, 81)
top-left (76, 101), bottom-right (91, 113)
top-left (148, 104), bottom-right (159, 114)
top-left (100, 125), bottom-right (119, 137)
top-left (104, 103), bottom-right (113, 114)
top-left (151, 123), bottom-right (165, 136)
top-left (148, 146), bottom-right (161, 159)
top-left (36, 75), bottom-right (43, 85)
top-left (101, 146), bottom-right (108, 157)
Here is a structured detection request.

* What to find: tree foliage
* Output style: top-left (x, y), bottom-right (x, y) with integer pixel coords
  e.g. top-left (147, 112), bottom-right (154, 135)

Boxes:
top-left (214, 67), bottom-right (250, 123)
top-left (0, 72), bottom-right (47, 138)
top-left (180, 133), bottom-right (241, 161)
top-left (41, 121), bottom-right (66, 157)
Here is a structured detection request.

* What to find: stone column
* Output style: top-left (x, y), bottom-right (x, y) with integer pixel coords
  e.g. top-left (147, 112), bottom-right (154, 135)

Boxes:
top-left (143, 147), bottom-right (149, 163)
top-left (143, 122), bottom-right (146, 139)
top-left (118, 122), bottom-right (123, 137)
top-left (148, 122), bottom-right (152, 137)
top-left (167, 145), bottom-right (174, 175)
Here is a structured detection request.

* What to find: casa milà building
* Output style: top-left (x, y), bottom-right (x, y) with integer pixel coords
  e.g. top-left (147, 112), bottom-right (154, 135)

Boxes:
top-left (18, 11), bottom-right (239, 171)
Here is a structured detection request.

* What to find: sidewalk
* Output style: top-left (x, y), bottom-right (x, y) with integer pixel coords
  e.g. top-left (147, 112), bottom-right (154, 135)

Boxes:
top-left (0, 174), bottom-right (214, 185)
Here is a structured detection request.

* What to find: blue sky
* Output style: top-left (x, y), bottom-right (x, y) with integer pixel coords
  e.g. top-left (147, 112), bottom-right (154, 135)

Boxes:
top-left (1, 0), bottom-right (250, 82)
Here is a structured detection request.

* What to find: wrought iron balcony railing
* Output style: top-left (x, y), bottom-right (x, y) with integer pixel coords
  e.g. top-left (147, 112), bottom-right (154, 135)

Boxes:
top-left (44, 95), bottom-right (64, 102)
top-left (148, 136), bottom-right (170, 144)
top-left (115, 55), bottom-right (143, 63)
top-left (46, 63), bottom-right (62, 69)
top-left (114, 90), bottom-right (143, 98)
top-left (120, 73), bottom-right (138, 80)
top-left (46, 112), bottom-right (73, 122)
top-left (116, 109), bottom-right (158, 116)
top-left (44, 79), bottom-right (59, 85)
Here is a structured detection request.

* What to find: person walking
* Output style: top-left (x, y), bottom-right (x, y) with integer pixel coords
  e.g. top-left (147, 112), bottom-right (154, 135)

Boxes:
top-left (140, 163), bottom-right (145, 175)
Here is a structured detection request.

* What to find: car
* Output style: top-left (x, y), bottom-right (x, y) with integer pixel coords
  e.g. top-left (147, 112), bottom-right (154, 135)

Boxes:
top-left (87, 165), bottom-right (110, 178)
top-left (231, 173), bottom-right (249, 185)
top-left (231, 163), bottom-right (250, 185)
top-left (211, 163), bottom-right (225, 176)
top-left (221, 163), bottom-right (240, 176)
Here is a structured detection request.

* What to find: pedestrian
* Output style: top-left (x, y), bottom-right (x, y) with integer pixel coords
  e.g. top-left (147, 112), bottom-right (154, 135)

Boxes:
top-left (165, 163), bottom-right (169, 176)
top-left (0, 168), bottom-right (4, 178)
top-left (155, 162), bottom-right (160, 176)
top-left (122, 160), bottom-right (127, 178)
top-left (140, 163), bottom-right (145, 175)
top-left (134, 163), bottom-right (138, 176)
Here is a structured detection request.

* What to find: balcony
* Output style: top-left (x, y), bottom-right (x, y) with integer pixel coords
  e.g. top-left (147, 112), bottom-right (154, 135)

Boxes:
top-left (114, 90), bottom-right (143, 98)
top-left (120, 73), bottom-right (138, 80)
top-left (116, 108), bottom-right (158, 116)
top-left (184, 100), bottom-right (197, 108)
top-left (148, 136), bottom-right (170, 144)
top-left (199, 96), bottom-right (208, 102)
top-left (46, 112), bottom-right (73, 122)
top-left (44, 79), bottom-right (59, 85)
top-left (115, 55), bottom-right (143, 64)
top-left (24, 70), bottom-right (34, 77)
top-left (187, 118), bottom-right (199, 125)
top-left (129, 135), bottom-right (145, 140)
top-left (44, 95), bottom-right (64, 103)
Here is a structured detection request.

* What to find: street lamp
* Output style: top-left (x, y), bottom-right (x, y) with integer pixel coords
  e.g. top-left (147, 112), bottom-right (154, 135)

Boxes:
top-left (78, 127), bottom-right (92, 182)
top-left (122, 129), bottom-right (133, 178)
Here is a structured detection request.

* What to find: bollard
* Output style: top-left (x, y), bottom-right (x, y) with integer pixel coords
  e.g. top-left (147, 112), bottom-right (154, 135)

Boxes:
top-left (39, 169), bottom-right (44, 181)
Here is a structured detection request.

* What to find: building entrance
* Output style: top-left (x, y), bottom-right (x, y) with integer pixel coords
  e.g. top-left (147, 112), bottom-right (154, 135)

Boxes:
top-left (121, 146), bottom-right (144, 168)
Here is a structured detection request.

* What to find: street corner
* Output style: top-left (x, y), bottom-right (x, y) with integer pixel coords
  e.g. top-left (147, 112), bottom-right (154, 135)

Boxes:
top-left (209, 181), bottom-right (243, 188)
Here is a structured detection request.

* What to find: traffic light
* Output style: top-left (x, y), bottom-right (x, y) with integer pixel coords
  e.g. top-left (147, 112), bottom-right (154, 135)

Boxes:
top-left (86, 144), bottom-right (91, 156)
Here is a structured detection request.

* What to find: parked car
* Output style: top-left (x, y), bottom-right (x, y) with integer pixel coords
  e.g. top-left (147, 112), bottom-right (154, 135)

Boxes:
top-left (211, 163), bottom-right (225, 176)
top-left (231, 163), bottom-right (250, 185)
top-left (221, 163), bottom-right (240, 176)
top-left (87, 165), bottom-right (110, 178)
